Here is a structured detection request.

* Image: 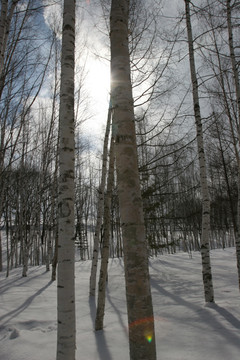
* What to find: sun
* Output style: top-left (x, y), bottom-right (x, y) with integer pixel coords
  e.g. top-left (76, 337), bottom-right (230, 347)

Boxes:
top-left (87, 58), bottom-right (110, 106)
top-left (81, 57), bottom-right (110, 142)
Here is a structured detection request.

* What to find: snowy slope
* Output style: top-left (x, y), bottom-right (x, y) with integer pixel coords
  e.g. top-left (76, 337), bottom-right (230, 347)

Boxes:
top-left (0, 248), bottom-right (240, 360)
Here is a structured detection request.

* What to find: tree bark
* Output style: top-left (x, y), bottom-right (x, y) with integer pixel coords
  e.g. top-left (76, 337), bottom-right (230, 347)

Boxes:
top-left (0, 231), bottom-right (2, 272)
top-left (95, 137), bottom-right (115, 331)
top-left (89, 104), bottom-right (112, 296)
top-left (226, 0), bottom-right (240, 289)
top-left (110, 1), bottom-right (156, 358)
top-left (56, 1), bottom-right (76, 359)
top-left (184, 0), bottom-right (214, 303)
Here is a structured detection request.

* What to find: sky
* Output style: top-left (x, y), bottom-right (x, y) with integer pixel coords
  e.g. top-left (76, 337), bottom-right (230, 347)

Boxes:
top-left (1, 246), bottom-right (240, 359)
top-left (42, 0), bottom-right (111, 149)
top-left (40, 0), bottom-right (187, 151)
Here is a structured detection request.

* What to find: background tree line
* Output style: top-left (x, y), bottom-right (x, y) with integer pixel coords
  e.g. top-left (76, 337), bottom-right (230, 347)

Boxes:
top-left (0, 0), bottom-right (239, 276)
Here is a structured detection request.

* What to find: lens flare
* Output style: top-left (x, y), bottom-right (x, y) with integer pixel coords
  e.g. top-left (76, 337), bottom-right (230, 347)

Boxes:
top-left (146, 334), bottom-right (153, 343)
top-left (129, 316), bottom-right (154, 329)
top-left (129, 317), bottom-right (154, 344)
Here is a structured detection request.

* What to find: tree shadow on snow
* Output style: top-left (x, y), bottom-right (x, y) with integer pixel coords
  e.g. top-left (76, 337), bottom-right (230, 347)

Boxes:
top-left (150, 277), bottom-right (240, 348)
top-left (0, 280), bottom-right (52, 326)
top-left (88, 296), bottom-right (113, 360)
top-left (106, 284), bottom-right (127, 337)
top-left (206, 303), bottom-right (240, 330)
top-left (0, 268), bottom-right (49, 295)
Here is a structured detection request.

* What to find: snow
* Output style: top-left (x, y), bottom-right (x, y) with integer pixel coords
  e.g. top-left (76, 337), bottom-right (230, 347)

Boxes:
top-left (1, 248), bottom-right (240, 359)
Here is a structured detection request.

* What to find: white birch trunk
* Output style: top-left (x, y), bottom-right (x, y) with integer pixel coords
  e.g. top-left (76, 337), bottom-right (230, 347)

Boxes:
top-left (110, 1), bottom-right (156, 358)
top-left (226, 0), bottom-right (240, 289)
top-left (185, 0), bottom-right (214, 302)
top-left (95, 137), bottom-right (115, 331)
top-left (89, 105), bottom-right (112, 296)
top-left (51, 148), bottom-right (59, 282)
top-left (56, 1), bottom-right (76, 359)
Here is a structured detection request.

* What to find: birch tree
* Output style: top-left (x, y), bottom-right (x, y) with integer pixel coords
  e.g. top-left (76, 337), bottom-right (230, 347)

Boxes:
top-left (184, 0), bottom-right (214, 302)
top-left (226, 0), bottom-right (240, 288)
top-left (89, 104), bottom-right (112, 296)
top-left (0, 0), bottom-right (54, 270)
top-left (196, 0), bottom-right (239, 250)
top-left (0, 1), bottom-right (25, 266)
top-left (56, 1), bottom-right (76, 359)
top-left (110, 0), bottom-right (156, 358)
top-left (95, 137), bottom-right (115, 331)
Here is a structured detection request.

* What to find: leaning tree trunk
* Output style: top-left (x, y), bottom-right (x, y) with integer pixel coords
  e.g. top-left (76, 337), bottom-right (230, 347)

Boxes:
top-left (226, 0), bottom-right (240, 289)
top-left (89, 105), bottom-right (112, 296)
top-left (56, 1), bottom-right (76, 359)
top-left (95, 137), bottom-right (115, 331)
top-left (184, 0), bottom-right (214, 303)
top-left (110, 1), bottom-right (156, 359)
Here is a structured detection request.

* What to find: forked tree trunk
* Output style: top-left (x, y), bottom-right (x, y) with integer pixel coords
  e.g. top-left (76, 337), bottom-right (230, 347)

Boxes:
top-left (89, 105), bottom-right (112, 296)
top-left (95, 137), bottom-right (115, 331)
top-left (110, 1), bottom-right (156, 359)
top-left (56, 1), bottom-right (76, 359)
top-left (184, 0), bottom-right (214, 302)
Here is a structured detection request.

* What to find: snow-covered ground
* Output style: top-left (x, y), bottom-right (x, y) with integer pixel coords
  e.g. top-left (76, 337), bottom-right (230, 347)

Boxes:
top-left (1, 248), bottom-right (240, 360)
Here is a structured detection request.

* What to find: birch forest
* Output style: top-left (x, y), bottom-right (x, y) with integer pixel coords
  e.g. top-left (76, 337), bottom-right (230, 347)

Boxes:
top-left (0, 0), bottom-right (240, 359)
